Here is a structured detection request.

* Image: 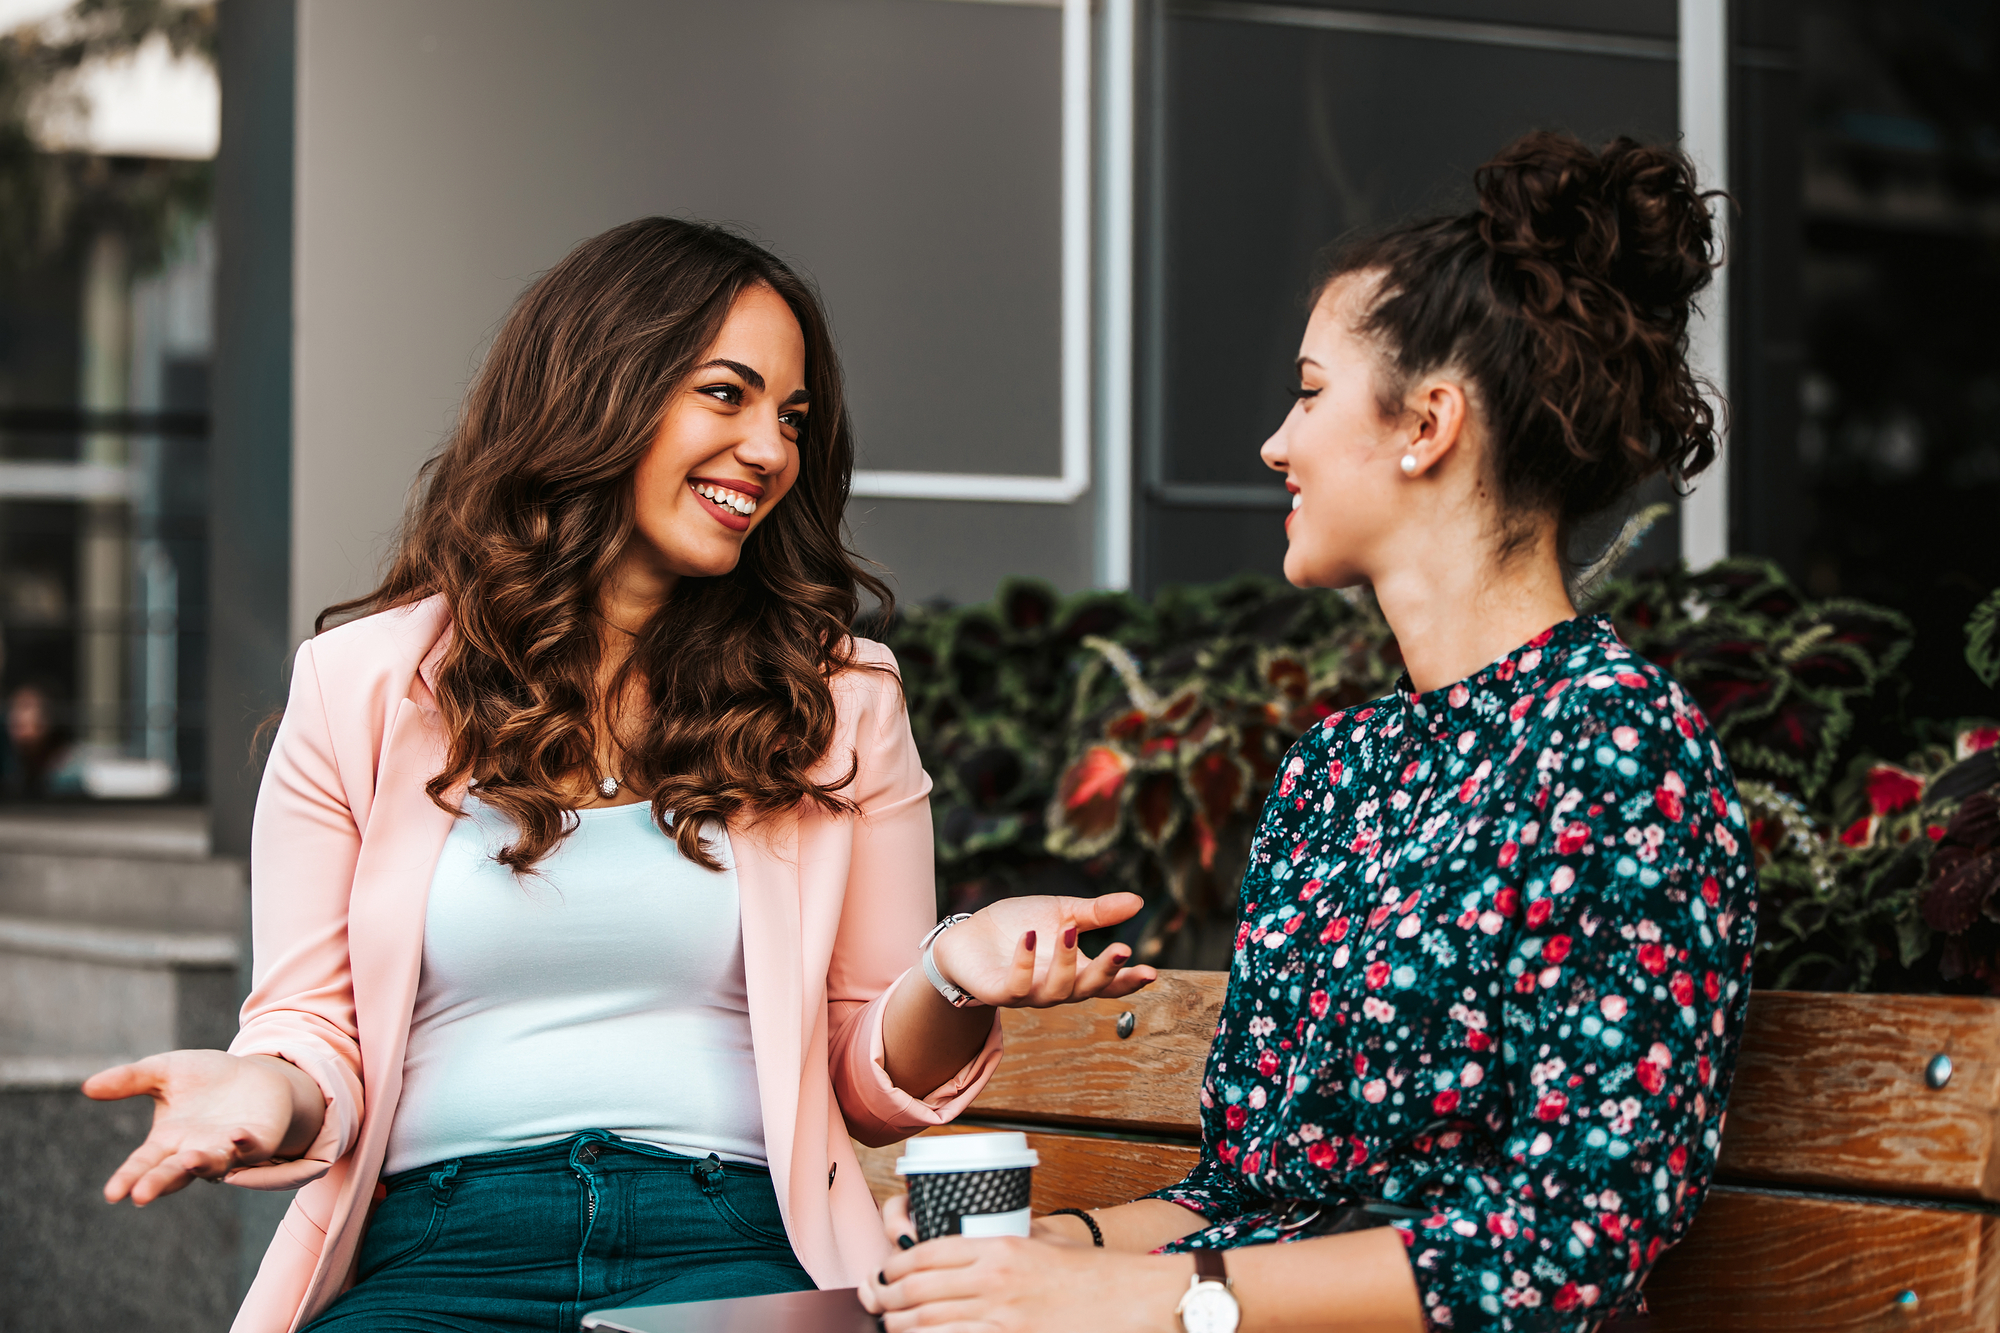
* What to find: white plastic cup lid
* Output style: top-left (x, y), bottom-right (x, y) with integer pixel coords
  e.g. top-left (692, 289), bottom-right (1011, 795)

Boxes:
top-left (895, 1131), bottom-right (1040, 1175)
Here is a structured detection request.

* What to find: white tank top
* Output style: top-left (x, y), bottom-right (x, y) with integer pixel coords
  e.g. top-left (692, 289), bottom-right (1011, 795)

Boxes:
top-left (384, 794), bottom-right (765, 1175)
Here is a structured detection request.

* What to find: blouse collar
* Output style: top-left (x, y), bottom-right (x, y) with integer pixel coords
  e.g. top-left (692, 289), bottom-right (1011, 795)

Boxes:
top-left (1395, 614), bottom-right (1620, 730)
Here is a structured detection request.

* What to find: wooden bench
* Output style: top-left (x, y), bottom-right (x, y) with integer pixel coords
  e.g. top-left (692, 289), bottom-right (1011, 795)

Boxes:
top-left (855, 972), bottom-right (2000, 1330)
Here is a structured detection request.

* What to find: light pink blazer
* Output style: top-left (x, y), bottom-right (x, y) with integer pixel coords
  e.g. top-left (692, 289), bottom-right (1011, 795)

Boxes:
top-left (224, 597), bottom-right (1001, 1333)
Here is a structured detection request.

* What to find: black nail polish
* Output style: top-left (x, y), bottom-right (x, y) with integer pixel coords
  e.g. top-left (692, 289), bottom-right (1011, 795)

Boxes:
top-left (877, 1270), bottom-right (887, 1285)
top-left (897, 1234), bottom-right (916, 1250)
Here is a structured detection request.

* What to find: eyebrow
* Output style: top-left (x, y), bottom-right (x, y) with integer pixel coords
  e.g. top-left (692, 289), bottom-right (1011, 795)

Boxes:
top-left (1295, 356), bottom-right (1323, 372)
top-left (696, 358), bottom-right (810, 408)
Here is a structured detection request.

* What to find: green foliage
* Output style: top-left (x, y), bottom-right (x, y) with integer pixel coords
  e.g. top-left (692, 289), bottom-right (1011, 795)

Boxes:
top-left (879, 577), bottom-right (1397, 967)
top-left (1970, 589), bottom-right (2000, 689)
top-left (1591, 557), bottom-right (1912, 803)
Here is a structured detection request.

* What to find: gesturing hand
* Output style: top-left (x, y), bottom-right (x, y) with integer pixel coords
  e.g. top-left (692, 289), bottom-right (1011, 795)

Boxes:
top-left (82, 1050), bottom-right (321, 1205)
top-left (929, 892), bottom-right (1157, 1009)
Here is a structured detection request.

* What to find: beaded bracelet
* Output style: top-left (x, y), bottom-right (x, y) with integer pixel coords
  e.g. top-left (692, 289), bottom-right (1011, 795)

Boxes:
top-left (1045, 1207), bottom-right (1104, 1247)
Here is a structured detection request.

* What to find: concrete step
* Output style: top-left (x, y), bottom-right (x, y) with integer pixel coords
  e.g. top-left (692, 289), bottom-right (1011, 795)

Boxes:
top-left (0, 806), bottom-right (243, 933)
top-left (0, 914), bottom-right (240, 1057)
top-left (1, 1071), bottom-right (238, 1330)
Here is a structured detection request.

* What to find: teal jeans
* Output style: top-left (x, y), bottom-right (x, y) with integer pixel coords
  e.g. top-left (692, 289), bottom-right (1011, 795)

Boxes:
top-left (299, 1131), bottom-right (814, 1332)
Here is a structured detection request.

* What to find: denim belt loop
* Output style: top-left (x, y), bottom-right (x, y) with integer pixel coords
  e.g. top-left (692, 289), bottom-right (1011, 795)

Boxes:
top-left (428, 1159), bottom-right (461, 1209)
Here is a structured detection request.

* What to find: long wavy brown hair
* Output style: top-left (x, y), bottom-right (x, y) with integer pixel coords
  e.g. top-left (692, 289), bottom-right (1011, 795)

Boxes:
top-left (320, 218), bottom-right (892, 871)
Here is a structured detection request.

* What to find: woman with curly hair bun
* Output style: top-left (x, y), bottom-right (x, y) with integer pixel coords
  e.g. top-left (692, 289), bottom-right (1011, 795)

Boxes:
top-left (82, 218), bottom-right (1157, 1333)
top-left (869, 132), bottom-right (1758, 1333)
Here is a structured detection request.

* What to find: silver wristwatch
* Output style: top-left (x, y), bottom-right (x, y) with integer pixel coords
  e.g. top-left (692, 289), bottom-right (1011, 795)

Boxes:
top-left (1176, 1251), bottom-right (1240, 1333)
top-left (918, 913), bottom-right (984, 1008)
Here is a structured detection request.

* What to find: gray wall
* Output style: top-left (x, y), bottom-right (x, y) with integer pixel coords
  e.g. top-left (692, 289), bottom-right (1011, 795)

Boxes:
top-left (291, 0), bottom-right (1085, 640)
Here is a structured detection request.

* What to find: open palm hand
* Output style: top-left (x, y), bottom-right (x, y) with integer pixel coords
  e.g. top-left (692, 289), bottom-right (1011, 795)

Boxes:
top-left (929, 892), bottom-right (1157, 1009)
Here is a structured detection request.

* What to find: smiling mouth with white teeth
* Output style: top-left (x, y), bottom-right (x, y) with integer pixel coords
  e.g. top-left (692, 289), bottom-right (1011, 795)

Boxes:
top-left (691, 481), bottom-right (758, 517)
top-left (1291, 492), bottom-right (1302, 511)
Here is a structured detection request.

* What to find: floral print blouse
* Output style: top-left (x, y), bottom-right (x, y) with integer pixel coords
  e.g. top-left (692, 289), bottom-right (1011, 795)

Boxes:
top-left (1147, 615), bottom-right (1758, 1332)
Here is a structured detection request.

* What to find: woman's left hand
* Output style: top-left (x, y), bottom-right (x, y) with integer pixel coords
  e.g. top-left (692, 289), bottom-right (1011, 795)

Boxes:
top-left (930, 892), bottom-right (1157, 1009)
top-left (864, 1232), bottom-right (1184, 1333)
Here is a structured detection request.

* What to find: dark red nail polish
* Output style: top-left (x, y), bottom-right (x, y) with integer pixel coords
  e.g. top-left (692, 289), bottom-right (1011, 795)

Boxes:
top-left (1024, 931), bottom-right (1036, 952)
top-left (1063, 927), bottom-right (1078, 949)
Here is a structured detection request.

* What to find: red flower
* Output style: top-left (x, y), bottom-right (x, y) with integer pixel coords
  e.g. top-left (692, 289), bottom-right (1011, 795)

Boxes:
top-left (1655, 786), bottom-right (1684, 822)
top-left (1698, 1055), bottom-right (1712, 1086)
top-left (1305, 1141), bottom-right (1337, 1168)
top-left (1866, 765), bottom-right (1926, 817)
top-left (1555, 822), bottom-right (1591, 856)
top-left (1526, 898), bottom-right (1552, 929)
top-left (1542, 935), bottom-right (1572, 964)
top-left (1635, 1060), bottom-right (1666, 1095)
top-left (1364, 961), bottom-right (1392, 989)
top-left (1329, 759), bottom-right (1344, 783)
top-left (1497, 840), bottom-right (1519, 868)
top-left (1368, 904), bottom-right (1393, 929)
top-left (1495, 887), bottom-right (1520, 917)
top-left (1536, 1091), bottom-right (1568, 1120)
top-left (1703, 971), bottom-right (1721, 1002)
top-left (1309, 989), bottom-right (1330, 1018)
top-left (1466, 1029), bottom-right (1492, 1052)
top-left (1458, 778), bottom-right (1481, 803)
top-left (1668, 1144), bottom-right (1689, 1175)
top-left (1553, 1283), bottom-right (1589, 1313)
top-left (1961, 726), bottom-right (2000, 758)
top-left (1701, 876), bottom-right (1720, 908)
top-left (1224, 1104), bottom-right (1248, 1129)
top-left (1242, 1152), bottom-right (1261, 1176)
top-left (1839, 816), bottom-right (1875, 848)
top-left (1347, 1138), bottom-right (1369, 1167)
top-left (1433, 1088), bottom-right (1460, 1115)
top-left (1638, 943), bottom-right (1668, 975)
top-left (1320, 915), bottom-right (1350, 944)
top-left (1486, 1213), bottom-right (1519, 1239)
top-left (1669, 971), bottom-right (1694, 1007)
top-left (1299, 878), bottom-right (1323, 900)
top-left (1257, 1050), bottom-right (1279, 1076)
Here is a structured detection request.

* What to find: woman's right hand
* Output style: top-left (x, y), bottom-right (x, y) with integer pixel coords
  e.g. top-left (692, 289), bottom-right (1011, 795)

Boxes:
top-left (82, 1051), bottom-right (324, 1205)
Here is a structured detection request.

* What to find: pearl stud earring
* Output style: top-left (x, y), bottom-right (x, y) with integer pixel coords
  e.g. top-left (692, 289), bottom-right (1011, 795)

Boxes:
top-left (1399, 453), bottom-right (1419, 476)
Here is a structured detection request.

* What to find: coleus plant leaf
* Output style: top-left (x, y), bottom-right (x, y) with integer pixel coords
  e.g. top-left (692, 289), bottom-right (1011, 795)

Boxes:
top-left (1045, 744), bottom-right (1130, 859)
top-left (1969, 589), bottom-right (2000, 690)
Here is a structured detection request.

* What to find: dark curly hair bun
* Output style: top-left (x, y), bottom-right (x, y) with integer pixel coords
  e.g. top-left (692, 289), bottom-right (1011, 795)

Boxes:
top-left (1326, 130), bottom-right (1723, 542)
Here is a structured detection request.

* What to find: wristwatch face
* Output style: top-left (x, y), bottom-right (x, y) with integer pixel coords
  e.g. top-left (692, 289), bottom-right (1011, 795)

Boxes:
top-left (1179, 1283), bottom-right (1240, 1333)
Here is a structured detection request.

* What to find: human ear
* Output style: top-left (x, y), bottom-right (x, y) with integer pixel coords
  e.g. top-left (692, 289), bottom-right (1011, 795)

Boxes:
top-left (1397, 378), bottom-right (1472, 478)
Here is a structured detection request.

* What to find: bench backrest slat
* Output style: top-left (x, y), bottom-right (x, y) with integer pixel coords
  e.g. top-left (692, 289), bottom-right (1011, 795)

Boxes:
top-left (974, 973), bottom-right (2000, 1202)
top-left (971, 972), bottom-right (1219, 1134)
top-left (1720, 990), bottom-right (2000, 1202)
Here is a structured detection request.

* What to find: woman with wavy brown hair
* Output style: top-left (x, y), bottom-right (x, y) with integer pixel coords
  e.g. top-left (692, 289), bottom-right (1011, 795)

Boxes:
top-left (82, 218), bottom-right (1155, 1333)
top-left (869, 132), bottom-right (1758, 1333)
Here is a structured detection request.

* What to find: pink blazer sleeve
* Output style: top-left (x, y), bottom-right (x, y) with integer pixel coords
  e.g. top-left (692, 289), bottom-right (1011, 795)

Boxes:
top-left (823, 644), bottom-right (1002, 1147)
top-left (224, 641), bottom-right (368, 1189)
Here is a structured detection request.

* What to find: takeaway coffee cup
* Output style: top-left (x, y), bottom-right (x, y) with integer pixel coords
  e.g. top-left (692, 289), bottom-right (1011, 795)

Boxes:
top-left (896, 1132), bottom-right (1039, 1241)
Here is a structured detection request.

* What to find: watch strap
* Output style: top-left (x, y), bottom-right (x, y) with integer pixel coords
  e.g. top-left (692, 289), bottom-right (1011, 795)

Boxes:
top-left (1193, 1250), bottom-right (1229, 1286)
